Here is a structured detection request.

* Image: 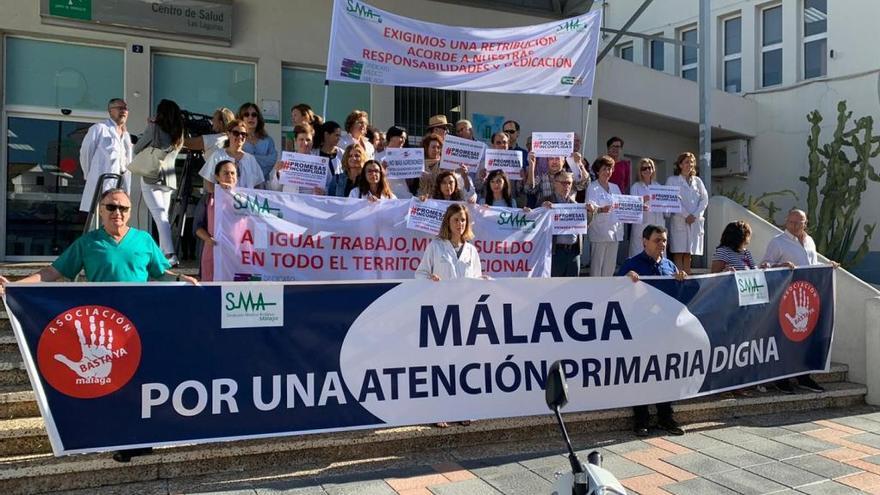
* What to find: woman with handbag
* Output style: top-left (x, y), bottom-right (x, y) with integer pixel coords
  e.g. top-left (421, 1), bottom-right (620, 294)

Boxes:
top-left (131, 99), bottom-right (184, 266)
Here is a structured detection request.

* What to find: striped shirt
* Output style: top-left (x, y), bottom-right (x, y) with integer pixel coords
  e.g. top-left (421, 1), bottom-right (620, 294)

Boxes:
top-left (711, 246), bottom-right (756, 270)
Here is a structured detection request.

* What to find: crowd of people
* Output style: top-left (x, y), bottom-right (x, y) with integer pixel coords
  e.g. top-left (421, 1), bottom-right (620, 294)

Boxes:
top-left (0, 99), bottom-right (838, 441)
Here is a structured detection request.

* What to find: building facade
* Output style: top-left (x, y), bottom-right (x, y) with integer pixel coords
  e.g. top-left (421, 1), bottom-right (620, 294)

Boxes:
top-left (1, 0), bottom-right (876, 282)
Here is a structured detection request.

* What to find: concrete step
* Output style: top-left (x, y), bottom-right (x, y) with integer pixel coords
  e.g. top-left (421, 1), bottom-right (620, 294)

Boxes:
top-left (0, 380), bottom-right (866, 495)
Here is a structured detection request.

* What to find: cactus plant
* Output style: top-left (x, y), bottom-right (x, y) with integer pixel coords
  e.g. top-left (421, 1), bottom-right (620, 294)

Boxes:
top-left (803, 101), bottom-right (880, 268)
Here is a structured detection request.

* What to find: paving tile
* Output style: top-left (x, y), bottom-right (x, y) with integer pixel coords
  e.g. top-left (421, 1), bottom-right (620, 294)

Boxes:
top-left (862, 455), bottom-right (880, 466)
top-left (645, 437), bottom-right (694, 455)
top-left (797, 480), bottom-right (872, 495)
top-left (322, 480), bottom-right (396, 495)
top-left (700, 427), bottom-right (770, 446)
top-left (701, 444), bottom-right (775, 468)
top-left (385, 473), bottom-right (450, 492)
top-left (814, 420), bottom-right (868, 435)
top-left (783, 422), bottom-right (825, 433)
top-left (255, 481), bottom-right (327, 494)
top-left (620, 473), bottom-right (676, 495)
top-left (847, 433), bottom-right (880, 450)
top-left (744, 462), bottom-right (826, 488)
top-left (428, 478), bottom-right (502, 495)
top-left (704, 468), bottom-right (789, 495)
top-left (662, 433), bottom-right (730, 451)
top-left (774, 433), bottom-right (840, 453)
top-left (463, 460), bottom-right (529, 480)
top-left (431, 463), bottom-right (476, 483)
top-left (829, 417), bottom-right (880, 433)
top-left (662, 452), bottom-right (737, 476)
top-left (398, 489), bottom-right (433, 495)
top-left (663, 477), bottom-right (739, 495)
top-left (836, 471), bottom-right (880, 494)
top-left (517, 454), bottom-right (569, 482)
top-left (844, 458), bottom-right (880, 475)
top-left (605, 439), bottom-right (654, 455)
top-left (821, 448), bottom-right (871, 462)
top-left (622, 448), bottom-right (698, 481)
top-left (781, 454), bottom-right (862, 479)
top-left (599, 453), bottom-right (656, 479)
top-left (480, 469), bottom-right (552, 495)
top-left (741, 426), bottom-right (796, 438)
top-left (738, 439), bottom-right (811, 460)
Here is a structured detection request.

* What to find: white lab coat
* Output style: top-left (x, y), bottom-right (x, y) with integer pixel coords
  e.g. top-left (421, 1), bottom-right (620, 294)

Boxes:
top-left (79, 119), bottom-right (132, 212)
top-left (666, 174), bottom-right (708, 255)
top-left (586, 181), bottom-right (623, 242)
top-left (199, 149), bottom-right (265, 189)
top-left (415, 239), bottom-right (482, 280)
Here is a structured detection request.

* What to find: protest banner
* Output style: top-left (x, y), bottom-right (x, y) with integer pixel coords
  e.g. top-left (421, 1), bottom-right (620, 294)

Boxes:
top-left (326, 0), bottom-right (601, 97)
top-left (612, 194), bottom-right (644, 224)
top-left (3, 267), bottom-right (833, 455)
top-left (212, 188), bottom-right (552, 281)
top-left (383, 148), bottom-right (424, 179)
top-left (647, 185), bottom-right (682, 213)
top-left (439, 134), bottom-right (485, 172)
top-left (278, 152), bottom-right (329, 189)
top-left (735, 270), bottom-right (771, 307)
top-left (549, 203), bottom-right (589, 234)
top-left (531, 132), bottom-right (574, 158)
top-left (484, 149), bottom-right (523, 177)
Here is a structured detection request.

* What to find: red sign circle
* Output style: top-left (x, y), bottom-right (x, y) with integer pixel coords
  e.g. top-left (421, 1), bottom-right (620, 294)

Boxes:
top-left (778, 281), bottom-right (820, 342)
top-left (36, 306), bottom-right (142, 399)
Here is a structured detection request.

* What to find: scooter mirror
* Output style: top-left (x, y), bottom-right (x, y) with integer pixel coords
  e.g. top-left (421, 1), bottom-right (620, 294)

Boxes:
top-left (545, 360), bottom-right (569, 410)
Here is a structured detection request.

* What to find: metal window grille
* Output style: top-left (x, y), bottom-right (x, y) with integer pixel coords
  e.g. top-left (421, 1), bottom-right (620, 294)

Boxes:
top-left (394, 86), bottom-right (461, 142)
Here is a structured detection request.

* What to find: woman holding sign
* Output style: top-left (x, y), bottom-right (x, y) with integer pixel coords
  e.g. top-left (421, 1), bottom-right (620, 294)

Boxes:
top-left (315, 121), bottom-right (346, 197)
top-left (379, 125), bottom-right (418, 199)
top-left (266, 124), bottom-right (326, 195)
top-left (198, 120), bottom-right (264, 193)
top-left (349, 160), bottom-right (396, 200)
top-left (194, 160), bottom-right (237, 281)
top-left (426, 171), bottom-right (474, 203)
top-left (587, 156), bottom-right (623, 277)
top-left (667, 152), bottom-right (708, 274)
top-left (415, 203), bottom-right (482, 281)
top-left (628, 158), bottom-right (667, 257)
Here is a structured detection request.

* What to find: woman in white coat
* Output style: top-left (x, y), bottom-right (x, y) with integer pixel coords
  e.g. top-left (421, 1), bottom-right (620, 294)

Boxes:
top-left (666, 152), bottom-right (708, 274)
top-left (416, 203), bottom-right (482, 281)
top-left (629, 158), bottom-right (667, 257)
top-left (587, 155), bottom-right (623, 277)
top-left (198, 120), bottom-right (264, 192)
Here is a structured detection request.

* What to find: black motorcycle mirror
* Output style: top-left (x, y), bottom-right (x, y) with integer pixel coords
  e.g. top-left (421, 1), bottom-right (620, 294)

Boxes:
top-left (546, 361), bottom-right (586, 486)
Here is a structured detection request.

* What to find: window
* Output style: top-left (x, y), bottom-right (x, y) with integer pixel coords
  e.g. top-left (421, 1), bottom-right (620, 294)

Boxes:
top-left (650, 38), bottom-right (665, 71)
top-left (616, 43), bottom-right (634, 62)
top-left (5, 37), bottom-right (123, 112)
top-left (723, 16), bottom-right (742, 92)
top-left (152, 53), bottom-right (255, 115)
top-left (680, 28), bottom-right (698, 81)
top-left (761, 5), bottom-right (783, 87)
top-left (803, 0), bottom-right (827, 79)
top-left (394, 87), bottom-right (460, 139)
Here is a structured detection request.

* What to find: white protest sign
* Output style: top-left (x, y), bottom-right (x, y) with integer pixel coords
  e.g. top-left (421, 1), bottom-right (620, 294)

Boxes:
top-left (484, 149), bottom-right (523, 177)
top-left (384, 148), bottom-right (424, 179)
top-left (647, 185), bottom-right (682, 213)
top-left (735, 270), bottom-right (770, 306)
top-left (279, 152), bottom-right (329, 189)
top-left (566, 156), bottom-right (582, 182)
top-left (612, 194), bottom-right (644, 224)
top-left (406, 198), bottom-right (449, 235)
top-left (440, 135), bottom-right (485, 172)
top-left (531, 132), bottom-right (574, 157)
top-left (549, 203), bottom-right (588, 234)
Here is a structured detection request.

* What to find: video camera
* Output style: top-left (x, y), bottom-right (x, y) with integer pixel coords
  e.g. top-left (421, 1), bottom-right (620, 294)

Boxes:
top-left (182, 110), bottom-right (214, 138)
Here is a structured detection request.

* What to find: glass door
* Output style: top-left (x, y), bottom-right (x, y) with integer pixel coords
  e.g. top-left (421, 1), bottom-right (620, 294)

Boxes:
top-left (5, 116), bottom-right (95, 258)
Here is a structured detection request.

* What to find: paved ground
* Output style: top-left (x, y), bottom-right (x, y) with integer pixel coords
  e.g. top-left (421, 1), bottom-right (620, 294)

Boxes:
top-left (58, 406), bottom-right (880, 495)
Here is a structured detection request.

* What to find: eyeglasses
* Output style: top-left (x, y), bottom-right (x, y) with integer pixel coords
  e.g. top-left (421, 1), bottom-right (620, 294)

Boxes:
top-left (640, 167), bottom-right (653, 171)
top-left (503, 129), bottom-right (516, 134)
top-left (102, 204), bottom-right (131, 213)
top-left (110, 105), bottom-right (128, 111)
top-left (229, 130), bottom-right (247, 138)
top-left (556, 181), bottom-right (573, 186)
top-left (241, 111), bottom-right (259, 118)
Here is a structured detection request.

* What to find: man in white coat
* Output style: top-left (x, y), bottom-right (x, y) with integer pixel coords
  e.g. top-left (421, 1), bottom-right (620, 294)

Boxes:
top-left (78, 98), bottom-right (133, 213)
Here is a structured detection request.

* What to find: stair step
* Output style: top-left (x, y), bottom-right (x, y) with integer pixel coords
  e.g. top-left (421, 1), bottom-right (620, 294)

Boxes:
top-left (0, 381), bottom-right (866, 495)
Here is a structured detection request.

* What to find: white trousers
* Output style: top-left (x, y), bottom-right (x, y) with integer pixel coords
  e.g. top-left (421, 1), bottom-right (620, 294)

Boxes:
top-left (140, 179), bottom-right (174, 254)
top-left (590, 241), bottom-right (619, 277)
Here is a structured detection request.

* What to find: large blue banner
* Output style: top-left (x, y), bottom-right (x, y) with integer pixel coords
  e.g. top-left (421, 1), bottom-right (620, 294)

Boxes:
top-left (3, 267), bottom-right (833, 455)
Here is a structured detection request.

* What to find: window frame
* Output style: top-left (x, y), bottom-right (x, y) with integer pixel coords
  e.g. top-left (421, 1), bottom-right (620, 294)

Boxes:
top-left (722, 15), bottom-right (743, 93)
top-left (151, 51), bottom-right (257, 116)
top-left (649, 36), bottom-right (665, 72)
top-left (759, 3), bottom-right (784, 88)
top-left (802, 0), bottom-right (828, 80)
top-left (679, 26), bottom-right (698, 81)
top-left (616, 42), bottom-right (634, 62)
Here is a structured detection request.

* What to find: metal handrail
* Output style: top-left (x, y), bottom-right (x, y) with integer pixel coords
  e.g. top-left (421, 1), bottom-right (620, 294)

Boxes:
top-left (82, 173), bottom-right (123, 234)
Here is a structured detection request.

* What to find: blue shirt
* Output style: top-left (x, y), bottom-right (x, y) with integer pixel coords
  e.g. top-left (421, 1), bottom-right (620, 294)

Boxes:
top-left (616, 251), bottom-right (678, 277)
top-left (52, 227), bottom-right (170, 282)
top-left (243, 135), bottom-right (278, 180)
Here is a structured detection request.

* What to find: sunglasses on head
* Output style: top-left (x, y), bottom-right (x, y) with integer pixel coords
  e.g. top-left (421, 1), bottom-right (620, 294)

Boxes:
top-left (102, 204), bottom-right (130, 213)
top-left (242, 111), bottom-right (259, 118)
top-left (229, 130), bottom-right (247, 138)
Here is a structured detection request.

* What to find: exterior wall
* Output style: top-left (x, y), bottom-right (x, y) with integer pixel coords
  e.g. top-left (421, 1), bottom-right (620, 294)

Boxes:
top-left (602, 0), bottom-right (880, 281)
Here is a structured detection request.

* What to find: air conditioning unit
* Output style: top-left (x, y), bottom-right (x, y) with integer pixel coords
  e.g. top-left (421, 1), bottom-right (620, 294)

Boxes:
top-left (711, 139), bottom-right (749, 176)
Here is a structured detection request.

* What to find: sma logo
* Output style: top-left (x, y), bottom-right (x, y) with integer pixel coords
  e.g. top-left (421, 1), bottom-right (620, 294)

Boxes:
top-left (346, 0), bottom-right (382, 23)
top-left (225, 291), bottom-right (278, 312)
